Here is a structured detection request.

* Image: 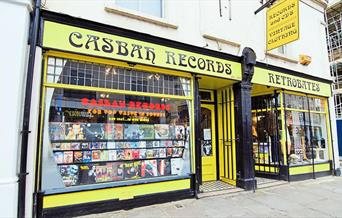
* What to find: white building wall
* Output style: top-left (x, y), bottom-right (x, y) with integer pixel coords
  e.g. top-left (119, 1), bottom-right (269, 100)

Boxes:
top-left (44, 0), bottom-right (331, 80)
top-left (0, 0), bottom-right (32, 217)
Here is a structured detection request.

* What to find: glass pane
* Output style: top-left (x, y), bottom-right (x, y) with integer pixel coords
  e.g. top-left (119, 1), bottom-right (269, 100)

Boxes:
top-left (310, 113), bottom-right (328, 163)
top-left (200, 107), bottom-right (212, 156)
top-left (46, 57), bottom-right (190, 97)
top-left (41, 87), bottom-right (191, 191)
top-left (116, 0), bottom-right (139, 11)
top-left (139, 0), bottom-right (162, 17)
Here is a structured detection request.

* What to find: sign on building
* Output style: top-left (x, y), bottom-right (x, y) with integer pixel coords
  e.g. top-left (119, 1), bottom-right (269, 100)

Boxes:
top-left (266, 0), bottom-right (299, 51)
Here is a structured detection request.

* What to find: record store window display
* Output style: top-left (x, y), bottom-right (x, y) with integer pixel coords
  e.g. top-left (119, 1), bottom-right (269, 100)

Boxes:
top-left (284, 94), bottom-right (329, 166)
top-left (41, 58), bottom-right (192, 191)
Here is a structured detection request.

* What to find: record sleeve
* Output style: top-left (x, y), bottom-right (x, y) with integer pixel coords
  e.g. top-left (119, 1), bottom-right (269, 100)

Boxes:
top-left (157, 159), bottom-right (171, 176)
top-left (108, 150), bottom-right (117, 161)
top-left (65, 123), bottom-right (85, 140)
top-left (83, 123), bottom-right (104, 140)
top-left (92, 150), bottom-right (101, 162)
top-left (52, 143), bottom-right (61, 150)
top-left (132, 149), bottom-right (140, 159)
top-left (166, 147), bottom-right (173, 157)
top-left (110, 163), bottom-right (124, 181)
top-left (124, 161), bottom-right (141, 179)
top-left (175, 125), bottom-right (185, 140)
top-left (116, 149), bottom-right (125, 160)
top-left (115, 142), bottom-right (124, 148)
top-left (71, 143), bottom-right (80, 150)
top-left (153, 149), bottom-right (159, 158)
top-left (78, 164), bottom-right (96, 184)
top-left (104, 123), bottom-right (115, 140)
top-left (154, 124), bottom-right (170, 139)
top-left (100, 150), bottom-right (109, 161)
top-left (60, 143), bottom-right (71, 150)
top-left (95, 165), bottom-right (109, 182)
top-left (107, 141), bottom-right (116, 149)
top-left (99, 142), bottom-right (107, 149)
top-left (63, 151), bottom-right (74, 163)
top-left (49, 123), bottom-right (66, 141)
top-left (152, 141), bottom-right (160, 148)
top-left (138, 125), bottom-right (155, 139)
top-left (53, 152), bottom-right (64, 164)
top-left (160, 140), bottom-right (172, 147)
top-left (59, 165), bottom-right (79, 186)
top-left (113, 124), bottom-right (124, 139)
top-left (138, 141), bottom-right (146, 148)
top-left (146, 149), bottom-right (154, 158)
top-left (81, 142), bottom-right (90, 150)
top-left (141, 160), bottom-right (158, 178)
top-left (73, 151), bottom-right (83, 163)
top-left (172, 148), bottom-right (184, 158)
top-left (173, 140), bottom-right (184, 147)
top-left (146, 141), bottom-right (154, 148)
top-left (124, 124), bottom-right (141, 139)
top-left (139, 149), bottom-right (146, 159)
top-left (82, 151), bottom-right (92, 162)
top-left (159, 148), bottom-right (166, 158)
top-left (90, 142), bottom-right (100, 149)
top-left (124, 149), bottom-right (133, 160)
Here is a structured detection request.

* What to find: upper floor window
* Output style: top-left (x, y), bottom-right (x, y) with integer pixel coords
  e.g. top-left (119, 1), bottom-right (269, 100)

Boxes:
top-left (116, 0), bottom-right (163, 17)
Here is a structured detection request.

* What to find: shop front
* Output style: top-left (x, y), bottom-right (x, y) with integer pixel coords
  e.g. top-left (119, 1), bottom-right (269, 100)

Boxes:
top-left (35, 12), bottom-right (335, 217)
top-left (251, 67), bottom-right (334, 181)
top-left (37, 14), bottom-right (242, 217)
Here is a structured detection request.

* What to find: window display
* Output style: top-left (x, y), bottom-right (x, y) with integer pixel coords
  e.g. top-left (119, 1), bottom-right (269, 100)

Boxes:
top-left (41, 57), bottom-right (192, 191)
top-left (284, 94), bottom-right (329, 166)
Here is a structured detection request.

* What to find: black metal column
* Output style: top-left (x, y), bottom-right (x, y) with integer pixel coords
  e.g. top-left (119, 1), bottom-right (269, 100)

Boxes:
top-left (193, 76), bottom-right (202, 194)
top-left (233, 47), bottom-right (257, 190)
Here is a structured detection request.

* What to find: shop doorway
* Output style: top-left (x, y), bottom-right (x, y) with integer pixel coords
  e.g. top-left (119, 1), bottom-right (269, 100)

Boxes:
top-left (197, 76), bottom-right (237, 192)
top-left (251, 91), bottom-right (282, 180)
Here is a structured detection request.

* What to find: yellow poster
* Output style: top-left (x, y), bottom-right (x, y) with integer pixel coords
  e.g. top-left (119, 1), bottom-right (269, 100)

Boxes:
top-left (266, 0), bottom-right (299, 51)
top-left (43, 21), bottom-right (241, 81)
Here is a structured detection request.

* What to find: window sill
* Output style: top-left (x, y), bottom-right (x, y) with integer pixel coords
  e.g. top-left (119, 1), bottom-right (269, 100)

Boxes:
top-left (202, 34), bottom-right (241, 48)
top-left (265, 52), bottom-right (298, 64)
top-left (104, 6), bottom-right (178, 29)
top-left (43, 175), bottom-right (190, 195)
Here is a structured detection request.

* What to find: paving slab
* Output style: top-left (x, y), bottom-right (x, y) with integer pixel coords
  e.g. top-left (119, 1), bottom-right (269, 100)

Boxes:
top-left (77, 176), bottom-right (342, 218)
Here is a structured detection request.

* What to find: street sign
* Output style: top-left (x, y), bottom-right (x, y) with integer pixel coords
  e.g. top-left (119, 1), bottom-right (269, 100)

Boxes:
top-left (266, 0), bottom-right (299, 51)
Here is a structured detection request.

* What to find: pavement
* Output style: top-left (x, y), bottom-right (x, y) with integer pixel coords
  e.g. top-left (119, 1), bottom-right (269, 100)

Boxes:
top-left (78, 175), bottom-right (342, 218)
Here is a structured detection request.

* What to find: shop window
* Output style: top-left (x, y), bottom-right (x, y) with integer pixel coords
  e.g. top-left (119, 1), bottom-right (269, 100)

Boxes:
top-left (115, 0), bottom-right (163, 17)
top-left (41, 56), bottom-right (192, 192)
top-left (42, 88), bottom-right (191, 190)
top-left (284, 94), bottom-right (329, 166)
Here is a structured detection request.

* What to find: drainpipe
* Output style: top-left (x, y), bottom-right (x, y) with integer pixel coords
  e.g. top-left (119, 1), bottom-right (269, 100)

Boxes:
top-left (18, 0), bottom-right (41, 217)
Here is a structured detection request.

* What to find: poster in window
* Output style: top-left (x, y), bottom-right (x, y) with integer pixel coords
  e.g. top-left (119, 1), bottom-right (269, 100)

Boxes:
top-left (175, 125), bottom-right (185, 140)
top-left (92, 150), bottom-right (101, 162)
top-left (82, 151), bottom-right (92, 162)
top-left (73, 151), bottom-right (83, 163)
top-left (203, 129), bottom-right (211, 140)
top-left (54, 152), bottom-right (64, 164)
top-left (139, 125), bottom-right (155, 139)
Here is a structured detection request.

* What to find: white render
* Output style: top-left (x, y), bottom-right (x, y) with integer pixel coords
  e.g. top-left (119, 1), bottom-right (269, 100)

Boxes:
top-left (0, 0), bottom-right (32, 217)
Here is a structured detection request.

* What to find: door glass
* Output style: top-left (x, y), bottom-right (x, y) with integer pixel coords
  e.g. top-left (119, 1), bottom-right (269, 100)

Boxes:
top-left (201, 107), bottom-right (212, 156)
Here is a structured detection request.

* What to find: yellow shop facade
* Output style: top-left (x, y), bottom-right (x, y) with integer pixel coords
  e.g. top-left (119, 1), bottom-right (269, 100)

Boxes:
top-left (36, 12), bottom-right (335, 217)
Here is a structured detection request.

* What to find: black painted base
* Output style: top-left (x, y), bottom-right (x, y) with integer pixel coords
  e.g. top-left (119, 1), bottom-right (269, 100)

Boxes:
top-left (334, 168), bottom-right (341, 176)
top-left (41, 189), bottom-right (194, 218)
top-left (236, 178), bottom-right (257, 191)
top-left (289, 171), bottom-right (333, 181)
